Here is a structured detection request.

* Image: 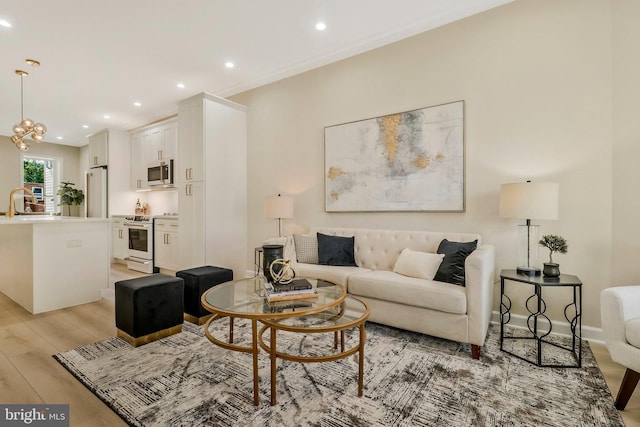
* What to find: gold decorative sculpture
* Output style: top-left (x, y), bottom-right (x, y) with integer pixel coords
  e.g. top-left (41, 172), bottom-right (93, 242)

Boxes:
top-left (268, 259), bottom-right (296, 284)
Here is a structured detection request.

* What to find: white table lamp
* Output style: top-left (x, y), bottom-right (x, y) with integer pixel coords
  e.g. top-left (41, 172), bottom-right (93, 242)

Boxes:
top-left (265, 194), bottom-right (294, 237)
top-left (500, 181), bottom-right (559, 276)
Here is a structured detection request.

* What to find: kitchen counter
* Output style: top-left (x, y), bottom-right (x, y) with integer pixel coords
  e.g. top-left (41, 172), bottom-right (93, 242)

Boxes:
top-left (0, 215), bottom-right (109, 224)
top-left (0, 216), bottom-right (110, 313)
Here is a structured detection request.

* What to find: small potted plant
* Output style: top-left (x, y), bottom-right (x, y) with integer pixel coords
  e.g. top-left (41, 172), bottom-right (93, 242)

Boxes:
top-left (57, 181), bottom-right (84, 216)
top-left (538, 234), bottom-right (568, 277)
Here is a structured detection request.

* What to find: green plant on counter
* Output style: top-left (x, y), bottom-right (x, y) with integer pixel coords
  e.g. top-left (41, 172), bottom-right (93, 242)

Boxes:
top-left (57, 181), bottom-right (84, 216)
top-left (538, 234), bottom-right (568, 264)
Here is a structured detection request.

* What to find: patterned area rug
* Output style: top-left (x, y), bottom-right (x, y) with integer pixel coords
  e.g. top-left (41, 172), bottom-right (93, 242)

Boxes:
top-left (54, 320), bottom-right (623, 426)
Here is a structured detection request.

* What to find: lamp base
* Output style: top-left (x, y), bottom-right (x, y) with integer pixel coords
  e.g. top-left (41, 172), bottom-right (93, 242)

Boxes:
top-left (517, 266), bottom-right (541, 276)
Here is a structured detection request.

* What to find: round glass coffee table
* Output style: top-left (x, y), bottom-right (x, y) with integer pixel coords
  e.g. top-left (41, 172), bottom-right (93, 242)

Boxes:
top-left (258, 295), bottom-right (369, 405)
top-left (201, 276), bottom-right (346, 406)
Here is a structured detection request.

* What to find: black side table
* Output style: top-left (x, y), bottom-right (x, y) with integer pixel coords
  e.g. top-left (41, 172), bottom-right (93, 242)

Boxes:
top-left (254, 247), bottom-right (263, 277)
top-left (500, 269), bottom-right (583, 368)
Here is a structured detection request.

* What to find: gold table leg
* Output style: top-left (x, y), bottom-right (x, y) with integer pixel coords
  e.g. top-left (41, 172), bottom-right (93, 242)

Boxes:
top-left (270, 327), bottom-right (277, 406)
top-left (251, 319), bottom-right (259, 406)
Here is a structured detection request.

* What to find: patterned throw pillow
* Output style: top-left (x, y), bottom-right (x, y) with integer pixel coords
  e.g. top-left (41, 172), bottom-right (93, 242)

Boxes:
top-left (293, 234), bottom-right (318, 264)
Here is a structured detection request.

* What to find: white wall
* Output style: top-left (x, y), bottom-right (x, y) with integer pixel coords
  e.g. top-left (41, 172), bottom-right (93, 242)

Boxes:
top-left (612, 0), bottom-right (640, 285)
top-left (0, 135), bottom-right (83, 212)
top-left (231, 0), bottom-right (617, 328)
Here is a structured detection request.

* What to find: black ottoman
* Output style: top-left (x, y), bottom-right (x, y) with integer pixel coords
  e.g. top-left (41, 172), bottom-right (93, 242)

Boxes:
top-left (115, 274), bottom-right (184, 347)
top-left (176, 266), bottom-right (233, 324)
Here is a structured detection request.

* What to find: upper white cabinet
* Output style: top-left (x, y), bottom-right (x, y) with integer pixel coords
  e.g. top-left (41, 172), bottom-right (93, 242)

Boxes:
top-left (88, 130), bottom-right (108, 167)
top-left (84, 129), bottom-right (131, 216)
top-left (177, 101), bottom-right (205, 183)
top-left (142, 119), bottom-right (177, 163)
top-left (129, 117), bottom-right (177, 191)
top-left (130, 133), bottom-right (145, 190)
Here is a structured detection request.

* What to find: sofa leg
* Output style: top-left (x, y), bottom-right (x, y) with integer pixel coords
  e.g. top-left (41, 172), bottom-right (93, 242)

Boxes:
top-left (471, 344), bottom-right (481, 360)
top-left (615, 368), bottom-right (640, 410)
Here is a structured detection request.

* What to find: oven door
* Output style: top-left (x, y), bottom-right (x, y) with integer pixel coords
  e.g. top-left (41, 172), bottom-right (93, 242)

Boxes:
top-left (126, 222), bottom-right (153, 260)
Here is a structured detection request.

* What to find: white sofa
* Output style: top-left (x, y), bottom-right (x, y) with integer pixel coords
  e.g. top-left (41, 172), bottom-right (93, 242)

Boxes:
top-left (270, 227), bottom-right (495, 359)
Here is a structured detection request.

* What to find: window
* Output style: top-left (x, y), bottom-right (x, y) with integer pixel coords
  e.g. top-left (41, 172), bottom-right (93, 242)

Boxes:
top-left (21, 155), bottom-right (61, 214)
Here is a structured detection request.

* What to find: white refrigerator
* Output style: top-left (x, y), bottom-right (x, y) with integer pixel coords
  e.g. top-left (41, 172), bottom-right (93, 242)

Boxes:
top-left (85, 167), bottom-right (108, 218)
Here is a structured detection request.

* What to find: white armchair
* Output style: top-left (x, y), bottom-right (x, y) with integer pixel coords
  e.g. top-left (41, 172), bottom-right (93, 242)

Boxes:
top-left (601, 286), bottom-right (640, 410)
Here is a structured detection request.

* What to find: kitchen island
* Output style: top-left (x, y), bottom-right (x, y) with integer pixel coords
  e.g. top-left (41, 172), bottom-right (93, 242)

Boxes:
top-left (0, 215), bottom-right (110, 314)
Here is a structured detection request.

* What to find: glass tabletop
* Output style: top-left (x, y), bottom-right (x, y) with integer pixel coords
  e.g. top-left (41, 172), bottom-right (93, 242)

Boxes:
top-left (261, 295), bottom-right (369, 331)
top-left (201, 276), bottom-right (346, 319)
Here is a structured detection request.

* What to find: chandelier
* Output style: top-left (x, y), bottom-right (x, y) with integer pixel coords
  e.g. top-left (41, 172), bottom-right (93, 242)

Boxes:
top-left (11, 59), bottom-right (46, 151)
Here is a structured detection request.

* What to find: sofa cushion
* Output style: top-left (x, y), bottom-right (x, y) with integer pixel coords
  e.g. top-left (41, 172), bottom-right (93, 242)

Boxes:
top-left (348, 270), bottom-right (467, 315)
top-left (434, 239), bottom-right (478, 286)
top-left (393, 248), bottom-right (444, 280)
top-left (293, 234), bottom-right (318, 264)
top-left (296, 263), bottom-right (370, 288)
top-left (626, 318), bottom-right (640, 348)
top-left (317, 233), bottom-right (357, 267)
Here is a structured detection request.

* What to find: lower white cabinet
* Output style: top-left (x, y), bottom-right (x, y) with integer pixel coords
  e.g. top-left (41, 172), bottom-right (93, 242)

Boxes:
top-left (154, 218), bottom-right (180, 271)
top-left (111, 217), bottom-right (128, 261)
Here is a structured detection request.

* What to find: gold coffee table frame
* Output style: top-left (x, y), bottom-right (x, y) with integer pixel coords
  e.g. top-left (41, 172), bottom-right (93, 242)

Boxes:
top-left (258, 295), bottom-right (369, 405)
top-left (201, 277), bottom-right (346, 406)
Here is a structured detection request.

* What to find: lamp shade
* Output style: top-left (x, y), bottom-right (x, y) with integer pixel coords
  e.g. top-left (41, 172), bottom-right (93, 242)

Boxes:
top-left (499, 182), bottom-right (559, 220)
top-left (265, 194), bottom-right (293, 219)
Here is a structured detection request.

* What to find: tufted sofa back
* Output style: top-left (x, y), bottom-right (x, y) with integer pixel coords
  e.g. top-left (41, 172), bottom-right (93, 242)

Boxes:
top-left (309, 227), bottom-right (481, 271)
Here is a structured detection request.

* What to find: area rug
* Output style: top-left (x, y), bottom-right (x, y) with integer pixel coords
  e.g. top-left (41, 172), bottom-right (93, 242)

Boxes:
top-left (54, 320), bottom-right (624, 426)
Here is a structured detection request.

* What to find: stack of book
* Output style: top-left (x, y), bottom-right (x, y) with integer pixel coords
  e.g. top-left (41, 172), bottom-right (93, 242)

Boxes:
top-left (264, 278), bottom-right (318, 302)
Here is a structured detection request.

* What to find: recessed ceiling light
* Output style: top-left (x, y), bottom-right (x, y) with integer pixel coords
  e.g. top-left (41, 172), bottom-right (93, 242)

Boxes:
top-left (177, 83), bottom-right (185, 89)
top-left (56, 136), bottom-right (63, 140)
top-left (134, 101), bottom-right (142, 107)
top-left (82, 124), bottom-right (89, 129)
top-left (315, 22), bottom-right (326, 31)
top-left (225, 62), bottom-right (235, 69)
top-left (0, 20), bottom-right (11, 28)
top-left (104, 115), bottom-right (111, 119)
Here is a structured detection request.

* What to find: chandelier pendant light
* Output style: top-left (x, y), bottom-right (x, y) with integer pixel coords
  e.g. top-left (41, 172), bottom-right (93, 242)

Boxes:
top-left (11, 59), bottom-right (46, 151)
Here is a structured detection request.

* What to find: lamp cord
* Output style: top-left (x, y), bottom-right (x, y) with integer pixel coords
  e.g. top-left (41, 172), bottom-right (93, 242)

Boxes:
top-left (20, 73), bottom-right (24, 120)
top-left (526, 218), bottom-right (531, 267)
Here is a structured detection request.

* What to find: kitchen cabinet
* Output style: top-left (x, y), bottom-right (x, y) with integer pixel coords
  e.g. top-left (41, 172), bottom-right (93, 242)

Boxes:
top-left (130, 133), bottom-right (146, 190)
top-left (85, 129), bottom-right (131, 216)
top-left (154, 217), bottom-right (180, 271)
top-left (88, 129), bottom-right (108, 167)
top-left (143, 119), bottom-right (177, 163)
top-left (130, 117), bottom-right (177, 191)
top-left (111, 216), bottom-right (128, 261)
top-left (178, 181), bottom-right (205, 268)
top-left (177, 101), bottom-right (204, 182)
top-left (176, 93), bottom-right (246, 276)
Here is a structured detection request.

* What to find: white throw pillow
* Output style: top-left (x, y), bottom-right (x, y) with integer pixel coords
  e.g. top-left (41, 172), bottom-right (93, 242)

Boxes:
top-left (393, 248), bottom-right (445, 280)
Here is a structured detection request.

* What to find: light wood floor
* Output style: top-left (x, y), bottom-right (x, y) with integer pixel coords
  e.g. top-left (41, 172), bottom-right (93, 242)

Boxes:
top-left (0, 264), bottom-right (638, 426)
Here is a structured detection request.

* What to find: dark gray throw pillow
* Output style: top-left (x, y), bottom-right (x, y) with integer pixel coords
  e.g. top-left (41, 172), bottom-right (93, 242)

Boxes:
top-left (317, 233), bottom-right (357, 267)
top-left (434, 239), bottom-right (478, 286)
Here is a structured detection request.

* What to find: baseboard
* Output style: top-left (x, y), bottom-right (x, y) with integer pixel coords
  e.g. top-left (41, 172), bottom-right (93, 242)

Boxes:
top-left (490, 310), bottom-right (604, 344)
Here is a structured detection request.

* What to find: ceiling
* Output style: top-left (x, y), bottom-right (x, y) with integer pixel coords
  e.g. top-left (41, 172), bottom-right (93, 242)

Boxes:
top-left (0, 0), bottom-right (511, 147)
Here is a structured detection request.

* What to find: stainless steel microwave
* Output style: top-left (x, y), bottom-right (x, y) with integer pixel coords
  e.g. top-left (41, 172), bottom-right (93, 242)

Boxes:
top-left (147, 159), bottom-right (174, 187)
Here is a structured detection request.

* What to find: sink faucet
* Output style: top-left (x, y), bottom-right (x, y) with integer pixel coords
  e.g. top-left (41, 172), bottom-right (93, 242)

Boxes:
top-left (8, 187), bottom-right (37, 218)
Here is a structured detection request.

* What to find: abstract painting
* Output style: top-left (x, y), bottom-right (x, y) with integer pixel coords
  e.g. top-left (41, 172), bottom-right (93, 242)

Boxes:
top-left (325, 101), bottom-right (464, 212)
